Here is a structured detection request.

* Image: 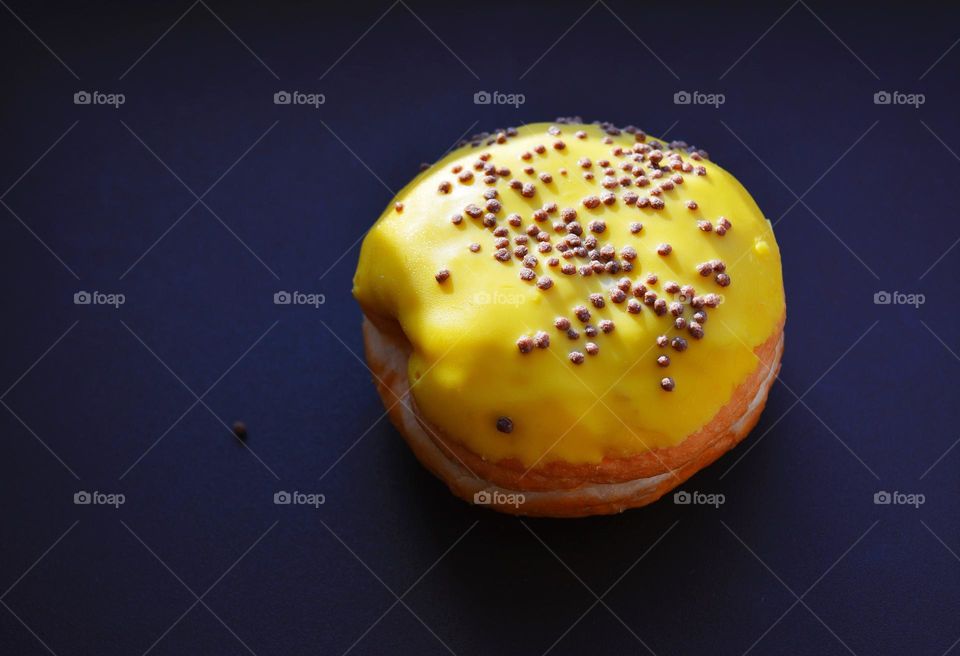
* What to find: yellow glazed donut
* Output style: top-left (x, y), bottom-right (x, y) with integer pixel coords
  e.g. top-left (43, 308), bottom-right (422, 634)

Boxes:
top-left (353, 119), bottom-right (785, 517)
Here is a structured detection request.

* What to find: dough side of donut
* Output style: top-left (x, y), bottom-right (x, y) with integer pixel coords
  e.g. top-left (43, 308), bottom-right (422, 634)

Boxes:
top-left (362, 315), bottom-right (784, 517)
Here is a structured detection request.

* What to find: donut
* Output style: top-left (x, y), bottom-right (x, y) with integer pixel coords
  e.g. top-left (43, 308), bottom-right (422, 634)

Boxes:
top-left (352, 119), bottom-right (785, 517)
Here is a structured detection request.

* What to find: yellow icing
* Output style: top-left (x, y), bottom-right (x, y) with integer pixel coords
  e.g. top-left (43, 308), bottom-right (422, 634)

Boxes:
top-left (353, 122), bottom-right (784, 467)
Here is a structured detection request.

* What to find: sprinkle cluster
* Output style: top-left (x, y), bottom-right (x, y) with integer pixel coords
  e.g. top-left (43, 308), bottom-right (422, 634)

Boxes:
top-left (416, 119), bottom-right (740, 430)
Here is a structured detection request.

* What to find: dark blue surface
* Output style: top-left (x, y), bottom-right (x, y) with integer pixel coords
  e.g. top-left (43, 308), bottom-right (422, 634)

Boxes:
top-left (2, 2), bottom-right (959, 654)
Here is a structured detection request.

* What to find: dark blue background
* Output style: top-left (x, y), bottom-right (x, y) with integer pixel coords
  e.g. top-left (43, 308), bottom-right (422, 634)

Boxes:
top-left (2, 2), bottom-right (959, 654)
